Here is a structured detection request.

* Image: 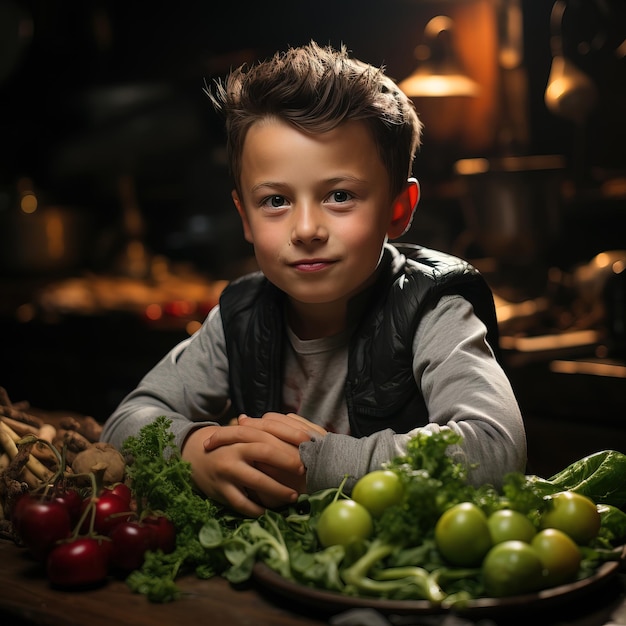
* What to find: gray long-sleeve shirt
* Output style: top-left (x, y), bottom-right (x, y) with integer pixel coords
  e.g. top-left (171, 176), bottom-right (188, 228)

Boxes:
top-left (101, 294), bottom-right (527, 492)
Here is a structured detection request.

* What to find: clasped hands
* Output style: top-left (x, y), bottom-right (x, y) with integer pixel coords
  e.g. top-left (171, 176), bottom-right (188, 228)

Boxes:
top-left (181, 412), bottom-right (327, 517)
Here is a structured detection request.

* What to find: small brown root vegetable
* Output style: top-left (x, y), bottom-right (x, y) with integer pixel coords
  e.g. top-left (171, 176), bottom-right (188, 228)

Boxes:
top-left (57, 414), bottom-right (102, 443)
top-left (0, 430), bottom-right (40, 490)
top-left (55, 429), bottom-right (91, 454)
top-left (71, 442), bottom-right (126, 485)
top-left (0, 416), bottom-right (40, 438)
top-left (59, 415), bottom-right (81, 432)
top-left (0, 422), bottom-right (54, 484)
top-left (38, 423), bottom-right (56, 443)
top-left (0, 387), bottom-right (12, 407)
top-left (77, 416), bottom-right (103, 443)
top-left (57, 446), bottom-right (77, 466)
top-left (0, 458), bottom-right (31, 525)
top-left (0, 389), bottom-right (43, 428)
top-left (30, 440), bottom-right (59, 470)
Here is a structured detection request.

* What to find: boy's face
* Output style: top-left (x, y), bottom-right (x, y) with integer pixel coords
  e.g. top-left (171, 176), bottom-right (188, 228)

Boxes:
top-left (232, 118), bottom-right (408, 333)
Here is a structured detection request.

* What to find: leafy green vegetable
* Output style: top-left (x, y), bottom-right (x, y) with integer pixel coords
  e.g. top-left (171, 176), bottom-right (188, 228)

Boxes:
top-left (122, 416), bottom-right (219, 526)
top-left (503, 450), bottom-right (626, 513)
top-left (213, 511), bottom-right (292, 583)
top-left (342, 540), bottom-right (445, 601)
top-left (120, 418), bottom-right (626, 606)
top-left (548, 450), bottom-right (626, 508)
top-left (298, 429), bottom-right (493, 603)
top-left (501, 450), bottom-right (626, 537)
top-left (121, 416), bottom-right (228, 601)
top-left (381, 429), bottom-right (476, 545)
top-left (597, 504), bottom-right (626, 547)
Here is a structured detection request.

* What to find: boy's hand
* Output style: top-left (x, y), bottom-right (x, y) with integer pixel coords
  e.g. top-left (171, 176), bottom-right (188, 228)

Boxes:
top-left (237, 412), bottom-right (328, 441)
top-left (231, 413), bottom-right (327, 506)
top-left (181, 423), bottom-right (305, 516)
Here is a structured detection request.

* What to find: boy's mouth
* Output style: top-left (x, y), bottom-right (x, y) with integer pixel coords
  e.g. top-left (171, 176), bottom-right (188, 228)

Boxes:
top-left (290, 259), bottom-right (336, 272)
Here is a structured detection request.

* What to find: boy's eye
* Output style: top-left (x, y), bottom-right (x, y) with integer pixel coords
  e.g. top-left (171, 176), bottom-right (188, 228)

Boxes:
top-left (330, 190), bottom-right (351, 203)
top-left (264, 195), bottom-right (287, 208)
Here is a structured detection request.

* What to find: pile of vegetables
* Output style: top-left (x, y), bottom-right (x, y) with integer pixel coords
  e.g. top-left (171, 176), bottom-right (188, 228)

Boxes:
top-left (0, 388), bottom-right (177, 589)
top-left (117, 417), bottom-right (626, 606)
top-left (1, 424), bottom-right (177, 589)
top-left (0, 387), bottom-right (118, 487)
top-left (2, 411), bottom-right (626, 609)
top-left (10, 477), bottom-right (176, 588)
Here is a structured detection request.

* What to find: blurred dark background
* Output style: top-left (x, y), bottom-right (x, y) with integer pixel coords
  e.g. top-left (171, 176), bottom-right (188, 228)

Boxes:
top-left (1, 0), bottom-right (625, 477)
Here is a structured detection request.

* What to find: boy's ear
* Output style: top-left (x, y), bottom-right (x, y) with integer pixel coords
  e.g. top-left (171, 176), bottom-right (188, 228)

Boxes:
top-left (388, 178), bottom-right (420, 239)
top-left (232, 190), bottom-right (253, 243)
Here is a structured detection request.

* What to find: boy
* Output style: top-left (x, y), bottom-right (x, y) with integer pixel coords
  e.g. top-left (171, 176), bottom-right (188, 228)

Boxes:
top-left (101, 41), bottom-right (526, 517)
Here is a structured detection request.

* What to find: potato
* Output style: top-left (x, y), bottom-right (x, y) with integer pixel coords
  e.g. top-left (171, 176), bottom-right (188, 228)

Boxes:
top-left (71, 442), bottom-right (126, 484)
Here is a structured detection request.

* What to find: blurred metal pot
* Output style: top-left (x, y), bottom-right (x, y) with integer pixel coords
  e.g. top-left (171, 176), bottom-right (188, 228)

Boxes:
top-left (454, 155), bottom-right (565, 265)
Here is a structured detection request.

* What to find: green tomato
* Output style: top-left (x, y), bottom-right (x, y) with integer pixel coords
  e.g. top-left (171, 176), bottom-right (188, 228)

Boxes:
top-left (487, 509), bottom-right (537, 545)
top-left (531, 528), bottom-right (581, 588)
top-left (540, 491), bottom-right (601, 545)
top-left (482, 540), bottom-right (543, 597)
top-left (316, 499), bottom-right (373, 548)
top-left (435, 502), bottom-right (492, 566)
top-left (351, 470), bottom-right (404, 518)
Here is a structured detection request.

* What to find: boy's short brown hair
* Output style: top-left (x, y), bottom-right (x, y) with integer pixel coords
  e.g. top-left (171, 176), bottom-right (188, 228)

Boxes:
top-left (209, 41), bottom-right (422, 199)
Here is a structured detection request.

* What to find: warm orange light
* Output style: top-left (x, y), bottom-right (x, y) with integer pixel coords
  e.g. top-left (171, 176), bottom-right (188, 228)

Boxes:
top-left (164, 300), bottom-right (196, 317)
top-left (399, 16), bottom-right (479, 98)
top-left (145, 303), bottom-right (163, 320)
top-left (550, 360), bottom-right (626, 379)
top-left (45, 208), bottom-right (65, 260)
top-left (186, 320), bottom-right (202, 336)
top-left (399, 72), bottom-right (479, 98)
top-left (20, 192), bottom-right (37, 214)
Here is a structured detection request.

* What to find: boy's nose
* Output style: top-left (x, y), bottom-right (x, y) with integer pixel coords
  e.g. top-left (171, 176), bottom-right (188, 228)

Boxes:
top-left (290, 204), bottom-right (328, 244)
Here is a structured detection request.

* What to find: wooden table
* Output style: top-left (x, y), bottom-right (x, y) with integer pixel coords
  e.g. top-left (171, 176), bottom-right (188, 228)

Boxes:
top-left (2, 537), bottom-right (626, 626)
top-left (0, 539), bottom-right (323, 626)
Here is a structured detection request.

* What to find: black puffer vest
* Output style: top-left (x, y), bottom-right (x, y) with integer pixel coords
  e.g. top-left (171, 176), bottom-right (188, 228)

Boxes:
top-left (219, 243), bottom-right (500, 437)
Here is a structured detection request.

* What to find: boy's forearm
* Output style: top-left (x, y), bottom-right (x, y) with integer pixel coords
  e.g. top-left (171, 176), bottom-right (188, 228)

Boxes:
top-left (299, 429), bottom-right (398, 493)
top-left (100, 402), bottom-right (217, 452)
top-left (299, 418), bottom-right (526, 494)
